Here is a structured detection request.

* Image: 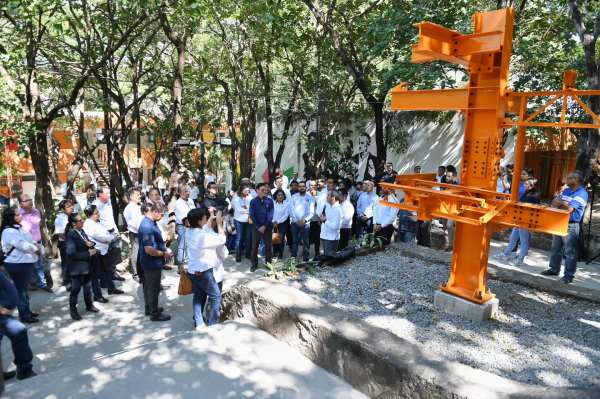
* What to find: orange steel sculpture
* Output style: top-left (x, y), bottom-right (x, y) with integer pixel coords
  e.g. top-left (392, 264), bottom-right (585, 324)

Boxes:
top-left (380, 7), bottom-right (600, 304)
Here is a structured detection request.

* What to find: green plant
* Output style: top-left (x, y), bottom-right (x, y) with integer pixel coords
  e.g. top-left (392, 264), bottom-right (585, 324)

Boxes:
top-left (75, 180), bottom-right (85, 191)
top-left (263, 261), bottom-right (284, 279)
top-left (360, 233), bottom-right (387, 249)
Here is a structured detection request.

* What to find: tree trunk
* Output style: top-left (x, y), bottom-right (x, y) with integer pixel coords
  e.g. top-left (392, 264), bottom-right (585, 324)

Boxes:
top-left (47, 125), bottom-right (63, 194)
top-left (569, 0), bottom-right (600, 184)
top-left (372, 102), bottom-right (386, 184)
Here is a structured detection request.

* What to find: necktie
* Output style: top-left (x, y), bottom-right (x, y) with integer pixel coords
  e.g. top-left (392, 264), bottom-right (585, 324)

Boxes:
top-left (81, 230), bottom-right (90, 242)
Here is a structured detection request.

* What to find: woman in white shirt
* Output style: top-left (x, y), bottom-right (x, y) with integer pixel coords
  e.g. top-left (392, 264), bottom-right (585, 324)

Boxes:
top-left (1, 208), bottom-right (41, 323)
top-left (271, 189), bottom-right (290, 260)
top-left (185, 208), bottom-right (226, 328)
top-left (231, 183), bottom-right (253, 263)
top-left (83, 205), bottom-right (124, 297)
top-left (55, 200), bottom-right (74, 290)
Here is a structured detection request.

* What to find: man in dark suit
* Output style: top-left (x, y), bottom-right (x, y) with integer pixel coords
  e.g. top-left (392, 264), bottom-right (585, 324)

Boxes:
top-left (65, 214), bottom-right (100, 320)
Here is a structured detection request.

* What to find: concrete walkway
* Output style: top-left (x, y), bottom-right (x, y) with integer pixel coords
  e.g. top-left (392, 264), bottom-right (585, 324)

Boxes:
top-left (2, 251), bottom-right (365, 398)
top-left (488, 239), bottom-right (600, 292)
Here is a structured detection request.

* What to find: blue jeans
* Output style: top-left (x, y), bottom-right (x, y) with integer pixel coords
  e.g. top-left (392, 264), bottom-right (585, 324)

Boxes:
top-left (4, 263), bottom-right (34, 318)
top-left (291, 222), bottom-right (310, 260)
top-left (234, 220), bottom-right (252, 256)
top-left (356, 217), bottom-right (373, 240)
top-left (0, 196), bottom-right (9, 206)
top-left (33, 245), bottom-right (47, 288)
top-left (177, 224), bottom-right (190, 264)
top-left (273, 219), bottom-right (290, 258)
top-left (189, 269), bottom-right (222, 326)
top-left (398, 231), bottom-right (417, 244)
top-left (502, 228), bottom-right (531, 261)
top-left (549, 223), bottom-right (579, 279)
top-left (0, 315), bottom-right (34, 374)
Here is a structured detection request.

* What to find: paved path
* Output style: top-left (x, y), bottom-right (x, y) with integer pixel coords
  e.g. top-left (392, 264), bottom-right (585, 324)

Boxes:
top-left (488, 239), bottom-right (600, 292)
top-left (2, 250), bottom-right (366, 398)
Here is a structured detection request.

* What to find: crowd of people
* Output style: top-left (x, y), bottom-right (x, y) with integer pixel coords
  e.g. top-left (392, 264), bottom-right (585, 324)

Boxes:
top-left (0, 162), bottom-right (589, 383)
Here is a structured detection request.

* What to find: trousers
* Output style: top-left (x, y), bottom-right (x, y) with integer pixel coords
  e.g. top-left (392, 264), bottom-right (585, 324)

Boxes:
top-left (70, 273), bottom-right (93, 312)
top-left (143, 268), bottom-right (162, 316)
top-left (251, 225), bottom-right (273, 267)
top-left (4, 263), bottom-right (34, 318)
top-left (0, 315), bottom-right (34, 374)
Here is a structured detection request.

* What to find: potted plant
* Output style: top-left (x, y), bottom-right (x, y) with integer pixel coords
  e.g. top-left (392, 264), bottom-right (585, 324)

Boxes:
top-left (75, 179), bottom-right (85, 194)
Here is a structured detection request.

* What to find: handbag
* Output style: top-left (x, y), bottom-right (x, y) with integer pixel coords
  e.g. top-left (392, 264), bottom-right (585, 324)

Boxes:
top-left (177, 268), bottom-right (193, 296)
top-left (102, 246), bottom-right (122, 271)
top-left (272, 226), bottom-right (283, 244)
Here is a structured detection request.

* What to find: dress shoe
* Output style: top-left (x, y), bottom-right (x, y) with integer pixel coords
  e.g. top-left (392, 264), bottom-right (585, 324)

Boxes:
top-left (70, 312), bottom-right (82, 321)
top-left (19, 316), bottom-right (39, 324)
top-left (245, 252), bottom-right (251, 260)
top-left (150, 314), bottom-right (171, 322)
top-left (108, 289), bottom-right (124, 295)
top-left (163, 265), bottom-right (173, 270)
top-left (30, 312), bottom-right (39, 317)
top-left (66, 282), bottom-right (72, 291)
top-left (250, 264), bottom-right (257, 272)
top-left (132, 275), bottom-right (140, 283)
top-left (99, 280), bottom-right (107, 289)
top-left (3, 370), bottom-right (16, 381)
top-left (94, 296), bottom-right (109, 303)
top-left (145, 307), bottom-right (164, 316)
top-left (28, 284), bottom-right (38, 291)
top-left (41, 286), bottom-right (53, 293)
top-left (236, 254), bottom-right (241, 263)
top-left (112, 275), bottom-right (125, 281)
top-left (559, 276), bottom-right (573, 284)
top-left (16, 369), bottom-right (37, 381)
top-left (541, 269), bottom-right (559, 276)
top-left (160, 284), bottom-right (170, 291)
top-left (86, 306), bottom-right (100, 313)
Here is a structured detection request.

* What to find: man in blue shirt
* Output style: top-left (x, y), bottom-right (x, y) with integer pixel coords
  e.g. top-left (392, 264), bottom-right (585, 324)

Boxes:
top-left (139, 202), bottom-right (173, 321)
top-left (249, 183), bottom-right (274, 272)
top-left (0, 270), bottom-right (36, 381)
top-left (541, 170), bottom-right (588, 284)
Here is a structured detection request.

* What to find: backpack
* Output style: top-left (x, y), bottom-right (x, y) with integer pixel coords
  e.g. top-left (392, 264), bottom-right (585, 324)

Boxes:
top-left (0, 246), bottom-right (15, 266)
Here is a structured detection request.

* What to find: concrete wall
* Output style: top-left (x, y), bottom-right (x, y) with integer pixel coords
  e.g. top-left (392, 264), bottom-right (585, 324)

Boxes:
top-left (254, 112), bottom-right (516, 183)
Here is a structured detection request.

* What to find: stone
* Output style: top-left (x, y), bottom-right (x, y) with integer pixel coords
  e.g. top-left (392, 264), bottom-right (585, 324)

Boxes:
top-left (434, 290), bottom-right (499, 322)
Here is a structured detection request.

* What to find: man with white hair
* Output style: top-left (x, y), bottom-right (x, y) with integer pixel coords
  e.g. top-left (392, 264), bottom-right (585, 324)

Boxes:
top-left (277, 168), bottom-right (289, 189)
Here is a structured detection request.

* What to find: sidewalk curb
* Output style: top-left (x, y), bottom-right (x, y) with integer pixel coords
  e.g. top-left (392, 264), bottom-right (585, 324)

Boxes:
top-left (390, 242), bottom-right (600, 304)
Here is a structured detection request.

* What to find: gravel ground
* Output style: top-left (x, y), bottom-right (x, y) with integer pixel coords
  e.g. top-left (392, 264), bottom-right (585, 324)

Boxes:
top-left (283, 246), bottom-right (600, 389)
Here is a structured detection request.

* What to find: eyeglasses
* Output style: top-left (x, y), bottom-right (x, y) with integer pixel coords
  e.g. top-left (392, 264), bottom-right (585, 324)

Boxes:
top-left (19, 199), bottom-right (33, 203)
top-left (75, 219), bottom-right (84, 223)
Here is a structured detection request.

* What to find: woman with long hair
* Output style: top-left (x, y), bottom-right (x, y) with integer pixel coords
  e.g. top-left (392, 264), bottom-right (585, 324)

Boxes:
top-left (231, 183), bottom-right (253, 263)
top-left (272, 189), bottom-right (290, 260)
top-left (185, 208), bottom-right (226, 328)
top-left (1, 208), bottom-right (41, 323)
top-left (494, 178), bottom-right (541, 266)
top-left (65, 213), bottom-right (99, 320)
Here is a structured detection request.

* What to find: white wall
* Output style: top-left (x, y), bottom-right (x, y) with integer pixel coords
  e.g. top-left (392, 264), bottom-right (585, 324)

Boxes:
top-left (254, 112), bottom-right (516, 183)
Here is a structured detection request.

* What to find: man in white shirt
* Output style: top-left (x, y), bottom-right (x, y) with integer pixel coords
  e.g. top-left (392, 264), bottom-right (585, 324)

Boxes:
top-left (270, 176), bottom-right (290, 199)
top-left (123, 187), bottom-right (143, 282)
top-left (337, 188), bottom-right (354, 251)
top-left (205, 170), bottom-right (217, 187)
top-left (291, 171), bottom-right (300, 185)
top-left (91, 186), bottom-right (124, 281)
top-left (173, 185), bottom-right (195, 265)
top-left (289, 181), bottom-right (314, 261)
top-left (319, 189), bottom-right (342, 256)
top-left (187, 181), bottom-right (200, 206)
top-left (155, 173), bottom-right (167, 196)
top-left (373, 187), bottom-right (400, 246)
top-left (277, 168), bottom-right (289, 189)
top-left (433, 166), bottom-right (446, 191)
top-left (356, 180), bottom-right (378, 240)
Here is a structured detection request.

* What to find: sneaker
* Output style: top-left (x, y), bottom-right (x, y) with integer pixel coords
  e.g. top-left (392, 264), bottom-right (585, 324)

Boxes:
top-left (493, 253), bottom-right (508, 261)
top-left (541, 269), bottom-right (559, 276)
top-left (559, 276), bottom-right (573, 284)
top-left (509, 259), bottom-right (525, 266)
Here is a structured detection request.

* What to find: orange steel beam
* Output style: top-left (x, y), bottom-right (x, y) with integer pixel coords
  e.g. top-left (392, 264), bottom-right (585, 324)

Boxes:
top-left (387, 8), bottom-right (600, 305)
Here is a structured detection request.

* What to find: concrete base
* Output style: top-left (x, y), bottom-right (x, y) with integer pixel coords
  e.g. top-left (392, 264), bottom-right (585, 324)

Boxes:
top-left (434, 290), bottom-right (499, 322)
